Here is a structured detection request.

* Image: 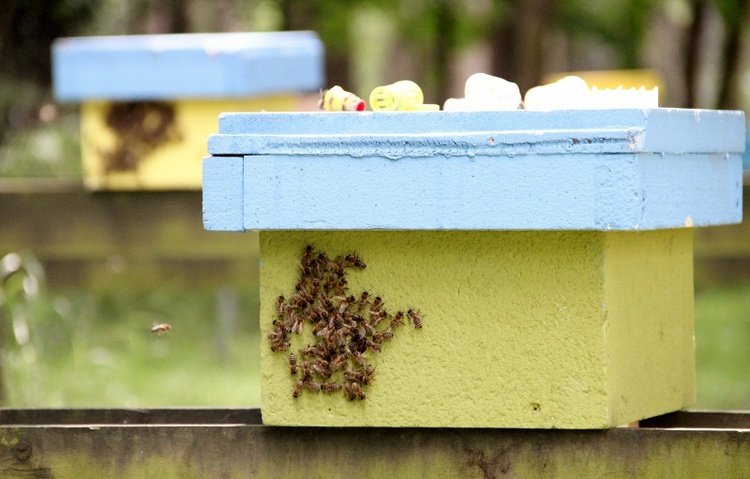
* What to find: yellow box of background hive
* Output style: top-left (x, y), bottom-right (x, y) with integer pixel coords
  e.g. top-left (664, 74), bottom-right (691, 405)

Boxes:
top-left (52, 31), bottom-right (324, 190)
top-left (203, 109), bottom-right (744, 428)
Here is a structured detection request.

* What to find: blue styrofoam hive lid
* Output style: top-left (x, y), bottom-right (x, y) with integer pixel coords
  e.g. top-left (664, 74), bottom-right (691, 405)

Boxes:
top-left (52, 31), bottom-right (324, 101)
top-left (203, 109), bottom-right (745, 231)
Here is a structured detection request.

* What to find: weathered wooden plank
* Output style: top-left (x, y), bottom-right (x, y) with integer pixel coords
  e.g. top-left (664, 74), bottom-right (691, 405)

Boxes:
top-left (0, 408), bottom-right (261, 426)
top-left (0, 410), bottom-right (748, 479)
top-left (0, 184), bottom-right (258, 289)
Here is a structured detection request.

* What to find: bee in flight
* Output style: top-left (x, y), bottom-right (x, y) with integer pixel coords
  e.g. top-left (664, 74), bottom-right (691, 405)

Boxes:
top-left (151, 323), bottom-right (172, 336)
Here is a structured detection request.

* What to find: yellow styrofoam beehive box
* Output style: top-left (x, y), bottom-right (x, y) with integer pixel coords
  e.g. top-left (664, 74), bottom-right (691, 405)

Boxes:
top-left (203, 109), bottom-right (745, 428)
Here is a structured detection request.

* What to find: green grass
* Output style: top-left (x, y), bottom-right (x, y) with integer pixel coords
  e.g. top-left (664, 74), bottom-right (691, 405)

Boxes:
top-left (694, 282), bottom-right (750, 410)
top-left (2, 282), bottom-right (261, 407)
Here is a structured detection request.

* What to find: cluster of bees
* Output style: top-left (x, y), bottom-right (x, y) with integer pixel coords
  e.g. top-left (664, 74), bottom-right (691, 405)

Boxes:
top-left (267, 245), bottom-right (423, 401)
top-left (101, 101), bottom-right (182, 173)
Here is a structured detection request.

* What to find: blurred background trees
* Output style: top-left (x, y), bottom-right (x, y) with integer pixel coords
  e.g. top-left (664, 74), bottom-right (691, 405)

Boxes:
top-left (2, 0), bottom-right (750, 154)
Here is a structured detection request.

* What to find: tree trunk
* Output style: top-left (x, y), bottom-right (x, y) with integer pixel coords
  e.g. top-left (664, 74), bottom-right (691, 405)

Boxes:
top-left (489, 0), bottom-right (557, 94)
top-left (684, 0), bottom-right (708, 108)
top-left (146, 0), bottom-right (191, 34)
top-left (432, 1), bottom-right (457, 104)
top-left (278, 0), bottom-right (350, 90)
top-left (716, 1), bottom-right (750, 109)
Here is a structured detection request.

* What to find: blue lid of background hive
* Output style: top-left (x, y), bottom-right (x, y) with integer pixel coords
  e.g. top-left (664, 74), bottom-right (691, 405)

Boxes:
top-left (203, 109), bottom-right (745, 231)
top-left (52, 31), bottom-right (324, 101)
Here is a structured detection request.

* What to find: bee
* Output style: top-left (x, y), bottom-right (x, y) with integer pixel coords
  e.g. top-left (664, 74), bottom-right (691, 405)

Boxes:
top-left (361, 364), bottom-right (375, 385)
top-left (334, 279), bottom-right (348, 296)
top-left (290, 291), bottom-right (312, 309)
top-left (298, 345), bottom-right (317, 358)
top-left (321, 382), bottom-right (343, 393)
top-left (338, 295), bottom-right (354, 314)
top-left (300, 360), bottom-right (313, 379)
top-left (351, 351), bottom-right (367, 367)
top-left (289, 296), bottom-right (308, 311)
top-left (345, 254), bottom-right (366, 269)
top-left (370, 296), bottom-right (383, 312)
top-left (333, 329), bottom-right (346, 349)
top-left (357, 291), bottom-right (370, 311)
top-left (267, 329), bottom-right (286, 342)
top-left (407, 309), bottom-right (424, 329)
top-left (368, 310), bottom-right (388, 326)
top-left (390, 311), bottom-right (405, 329)
top-left (151, 323), bottom-right (172, 336)
top-left (291, 314), bottom-right (304, 335)
top-left (288, 353), bottom-right (298, 375)
top-left (312, 318), bottom-right (328, 336)
top-left (332, 256), bottom-right (346, 274)
top-left (294, 278), bottom-right (307, 292)
top-left (373, 330), bottom-right (393, 343)
top-left (323, 275), bottom-right (338, 292)
top-left (310, 277), bottom-right (321, 294)
top-left (305, 380), bottom-right (321, 393)
top-left (332, 313), bottom-right (345, 330)
top-left (317, 252), bottom-right (330, 268)
top-left (344, 381), bottom-right (366, 401)
top-left (307, 309), bottom-right (321, 323)
top-left (313, 359), bottom-right (332, 378)
top-left (310, 259), bottom-right (325, 278)
top-left (270, 340), bottom-right (290, 352)
top-left (329, 352), bottom-right (348, 372)
top-left (272, 319), bottom-right (290, 336)
top-left (320, 294), bottom-right (334, 311)
top-left (314, 324), bottom-right (331, 337)
top-left (293, 379), bottom-right (305, 398)
top-left (348, 337), bottom-right (366, 355)
top-left (276, 296), bottom-right (286, 316)
top-left (344, 369), bottom-right (363, 382)
top-left (365, 339), bottom-right (382, 354)
top-left (325, 332), bottom-right (338, 351)
top-left (302, 245), bottom-right (315, 265)
top-left (359, 321), bottom-right (376, 337)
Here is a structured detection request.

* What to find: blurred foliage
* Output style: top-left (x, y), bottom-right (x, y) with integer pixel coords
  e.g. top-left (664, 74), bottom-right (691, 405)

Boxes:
top-left (1, 252), bottom-right (261, 407)
top-left (0, 105), bottom-right (81, 177)
top-left (0, 0), bottom-right (100, 85)
top-left (0, 0), bottom-right (100, 148)
top-left (695, 282), bottom-right (750, 410)
top-left (556, 0), bottom-right (662, 68)
top-left (2, 0), bottom-right (750, 174)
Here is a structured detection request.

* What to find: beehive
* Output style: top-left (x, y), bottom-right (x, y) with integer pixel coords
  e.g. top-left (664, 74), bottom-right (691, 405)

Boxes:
top-left (203, 109), bottom-right (744, 428)
top-left (53, 31), bottom-right (323, 190)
